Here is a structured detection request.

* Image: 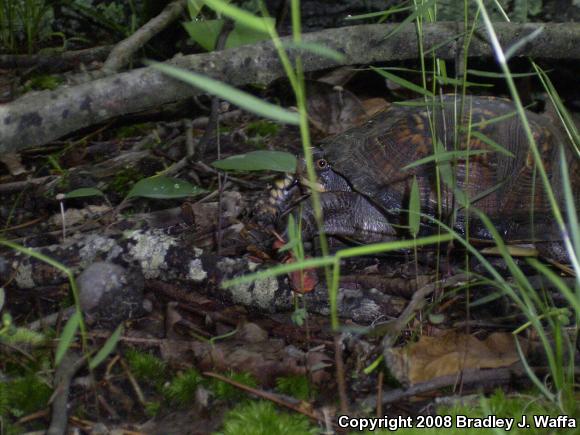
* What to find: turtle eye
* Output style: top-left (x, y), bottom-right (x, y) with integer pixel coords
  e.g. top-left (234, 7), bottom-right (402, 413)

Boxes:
top-left (316, 158), bottom-right (328, 169)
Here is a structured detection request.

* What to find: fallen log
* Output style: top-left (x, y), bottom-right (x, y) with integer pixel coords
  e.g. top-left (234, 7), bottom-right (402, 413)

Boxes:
top-left (0, 226), bottom-right (411, 321)
top-left (2, 22), bottom-right (579, 153)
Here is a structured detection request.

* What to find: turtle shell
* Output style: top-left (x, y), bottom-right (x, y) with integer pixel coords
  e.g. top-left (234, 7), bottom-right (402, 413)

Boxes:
top-left (320, 95), bottom-right (579, 237)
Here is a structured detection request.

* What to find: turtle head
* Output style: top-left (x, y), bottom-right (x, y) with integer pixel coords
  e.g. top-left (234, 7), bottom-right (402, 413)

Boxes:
top-left (297, 148), bottom-right (352, 193)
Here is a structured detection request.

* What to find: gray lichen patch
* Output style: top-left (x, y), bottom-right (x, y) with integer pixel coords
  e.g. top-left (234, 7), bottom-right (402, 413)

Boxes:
top-left (79, 234), bottom-right (120, 267)
top-left (188, 259), bottom-right (207, 282)
top-left (126, 230), bottom-right (177, 279)
top-left (216, 257), bottom-right (241, 275)
top-left (13, 261), bottom-right (35, 289)
top-left (250, 276), bottom-right (280, 310)
top-left (229, 281), bottom-right (254, 306)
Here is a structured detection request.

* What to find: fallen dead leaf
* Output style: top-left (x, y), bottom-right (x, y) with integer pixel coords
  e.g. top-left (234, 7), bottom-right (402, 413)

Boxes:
top-left (384, 331), bottom-right (526, 386)
top-left (306, 81), bottom-right (367, 136)
top-left (0, 152), bottom-right (26, 176)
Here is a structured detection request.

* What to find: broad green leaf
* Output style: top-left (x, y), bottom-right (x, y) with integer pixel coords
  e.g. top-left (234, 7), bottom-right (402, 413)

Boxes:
top-left (89, 324), bottom-right (123, 370)
top-left (0, 288), bottom-right (4, 312)
top-left (149, 62), bottom-right (299, 125)
top-left (127, 176), bottom-right (206, 199)
top-left (409, 176), bottom-right (420, 237)
top-left (226, 18), bottom-right (275, 49)
top-left (183, 18), bottom-right (274, 51)
top-left (203, 0), bottom-right (274, 33)
top-left (212, 150), bottom-right (296, 172)
top-left (64, 187), bottom-right (104, 199)
top-left (187, 0), bottom-right (204, 18)
top-left (371, 67), bottom-right (434, 97)
top-left (55, 311), bottom-right (81, 366)
top-left (282, 41), bottom-right (345, 62)
top-left (183, 19), bottom-right (223, 51)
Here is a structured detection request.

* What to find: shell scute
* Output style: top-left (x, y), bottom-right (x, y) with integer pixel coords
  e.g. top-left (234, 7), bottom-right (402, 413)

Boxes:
top-left (319, 95), bottom-right (578, 232)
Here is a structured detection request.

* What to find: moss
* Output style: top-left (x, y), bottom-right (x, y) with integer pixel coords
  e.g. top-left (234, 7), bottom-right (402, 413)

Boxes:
top-left (109, 167), bottom-right (142, 196)
top-left (1, 374), bottom-right (52, 418)
top-left (24, 75), bottom-right (63, 91)
top-left (275, 375), bottom-right (315, 401)
top-left (246, 120), bottom-right (281, 138)
top-left (163, 368), bottom-right (204, 406)
top-left (217, 401), bottom-right (318, 435)
top-left (209, 371), bottom-right (257, 401)
top-left (125, 349), bottom-right (168, 389)
top-left (145, 401), bottom-right (162, 417)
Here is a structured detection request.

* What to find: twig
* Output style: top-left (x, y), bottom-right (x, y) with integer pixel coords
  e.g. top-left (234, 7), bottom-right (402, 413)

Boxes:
top-left (202, 371), bottom-right (332, 427)
top-left (362, 365), bottom-right (529, 409)
top-left (334, 334), bottom-right (350, 414)
top-left (47, 351), bottom-right (87, 435)
top-left (102, 0), bottom-right (188, 74)
top-left (378, 273), bottom-right (470, 347)
top-left (0, 45), bottom-right (112, 71)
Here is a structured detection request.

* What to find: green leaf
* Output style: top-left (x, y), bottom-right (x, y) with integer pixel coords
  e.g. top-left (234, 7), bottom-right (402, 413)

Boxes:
top-left (226, 18), bottom-right (275, 48)
top-left (212, 150), bottom-right (296, 172)
top-left (89, 325), bottom-right (123, 370)
top-left (187, 0), bottom-right (204, 18)
top-left (183, 19), bottom-right (223, 51)
top-left (202, 0), bottom-right (274, 33)
top-left (282, 41), bottom-right (345, 62)
top-left (127, 176), bottom-right (206, 199)
top-left (184, 18), bottom-right (274, 51)
top-left (148, 62), bottom-right (299, 125)
top-left (409, 176), bottom-right (420, 237)
top-left (0, 288), bottom-right (4, 312)
top-left (64, 187), bottom-right (105, 199)
top-left (371, 67), bottom-right (434, 97)
top-left (291, 307), bottom-right (307, 326)
top-left (55, 311), bottom-right (81, 366)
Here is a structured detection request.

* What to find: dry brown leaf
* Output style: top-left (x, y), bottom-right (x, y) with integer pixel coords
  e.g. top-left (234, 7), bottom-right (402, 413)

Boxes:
top-left (0, 152), bottom-right (26, 176)
top-left (385, 331), bottom-right (526, 386)
top-left (306, 81), bottom-right (366, 136)
top-left (361, 97), bottom-right (390, 117)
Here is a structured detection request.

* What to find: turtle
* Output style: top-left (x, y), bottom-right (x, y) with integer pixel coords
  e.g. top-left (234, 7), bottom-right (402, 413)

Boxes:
top-left (267, 95), bottom-right (580, 262)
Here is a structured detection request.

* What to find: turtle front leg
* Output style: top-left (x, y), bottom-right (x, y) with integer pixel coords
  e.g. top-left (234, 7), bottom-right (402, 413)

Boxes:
top-left (293, 192), bottom-right (397, 243)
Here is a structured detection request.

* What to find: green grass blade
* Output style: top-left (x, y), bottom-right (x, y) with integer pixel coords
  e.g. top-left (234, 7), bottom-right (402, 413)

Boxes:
top-left (409, 176), bottom-right (421, 237)
top-left (221, 256), bottom-right (336, 288)
top-left (89, 325), bottom-right (123, 370)
top-left (402, 149), bottom-right (490, 171)
top-left (202, 0), bottom-right (274, 33)
top-left (148, 62), bottom-right (299, 125)
top-left (55, 311), bottom-right (80, 366)
top-left (282, 41), bottom-right (345, 62)
top-left (371, 67), bottom-right (434, 97)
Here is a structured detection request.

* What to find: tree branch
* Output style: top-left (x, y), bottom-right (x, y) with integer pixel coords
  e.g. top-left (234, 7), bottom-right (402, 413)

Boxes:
top-left (1, 22), bottom-right (579, 153)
